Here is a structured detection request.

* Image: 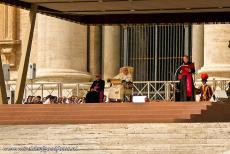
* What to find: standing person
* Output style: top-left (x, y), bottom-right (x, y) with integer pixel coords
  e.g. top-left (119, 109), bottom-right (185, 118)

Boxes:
top-left (196, 73), bottom-right (213, 101)
top-left (178, 55), bottom-right (195, 101)
top-left (87, 74), bottom-right (105, 103)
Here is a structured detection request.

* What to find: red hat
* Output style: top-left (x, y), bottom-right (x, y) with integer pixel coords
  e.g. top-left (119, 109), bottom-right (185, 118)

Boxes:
top-left (200, 73), bottom-right (209, 80)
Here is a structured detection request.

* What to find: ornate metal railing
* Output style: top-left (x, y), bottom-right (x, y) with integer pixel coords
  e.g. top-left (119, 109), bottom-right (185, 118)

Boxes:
top-left (132, 81), bottom-right (178, 101)
top-left (7, 79), bottom-right (230, 101)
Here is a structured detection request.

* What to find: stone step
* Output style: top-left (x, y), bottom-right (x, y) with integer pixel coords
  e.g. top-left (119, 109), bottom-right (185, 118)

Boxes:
top-left (0, 104), bottom-right (208, 109)
top-left (0, 110), bottom-right (202, 115)
top-left (0, 103), bottom-right (210, 109)
top-left (0, 102), bottom-right (213, 124)
top-left (0, 114), bottom-right (190, 120)
top-left (0, 119), bottom-right (185, 124)
top-left (190, 103), bottom-right (230, 122)
top-left (0, 106), bottom-right (208, 111)
top-left (0, 106), bottom-right (207, 110)
top-left (0, 123), bottom-right (229, 153)
top-left (7, 102), bottom-right (230, 125)
top-left (0, 102), bottom-right (210, 106)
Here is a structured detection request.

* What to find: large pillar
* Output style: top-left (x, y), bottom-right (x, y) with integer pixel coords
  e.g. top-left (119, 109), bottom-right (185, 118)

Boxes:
top-left (36, 14), bottom-right (92, 82)
top-left (0, 4), bottom-right (19, 103)
top-left (103, 26), bottom-right (121, 80)
top-left (199, 24), bottom-right (230, 79)
top-left (192, 24), bottom-right (204, 71)
top-left (89, 26), bottom-right (102, 77)
top-left (0, 5), bottom-right (20, 77)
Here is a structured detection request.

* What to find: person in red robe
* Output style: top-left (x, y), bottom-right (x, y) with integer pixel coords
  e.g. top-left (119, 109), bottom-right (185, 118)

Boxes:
top-left (178, 55), bottom-right (195, 101)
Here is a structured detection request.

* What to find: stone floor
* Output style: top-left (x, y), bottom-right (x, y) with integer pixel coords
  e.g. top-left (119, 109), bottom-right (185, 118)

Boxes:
top-left (0, 123), bottom-right (230, 154)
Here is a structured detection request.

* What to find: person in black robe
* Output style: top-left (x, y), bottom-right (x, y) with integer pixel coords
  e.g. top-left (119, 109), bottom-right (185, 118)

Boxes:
top-left (86, 74), bottom-right (105, 103)
top-left (178, 55), bottom-right (195, 101)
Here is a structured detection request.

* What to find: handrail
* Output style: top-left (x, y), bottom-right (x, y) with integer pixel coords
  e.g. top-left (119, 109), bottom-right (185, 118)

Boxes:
top-left (6, 80), bottom-right (230, 101)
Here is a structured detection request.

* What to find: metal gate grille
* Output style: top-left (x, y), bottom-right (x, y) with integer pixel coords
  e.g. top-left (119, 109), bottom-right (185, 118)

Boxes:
top-left (121, 25), bottom-right (192, 82)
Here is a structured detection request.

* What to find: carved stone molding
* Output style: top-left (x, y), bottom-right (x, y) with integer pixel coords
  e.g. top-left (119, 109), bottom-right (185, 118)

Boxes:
top-left (0, 5), bottom-right (21, 67)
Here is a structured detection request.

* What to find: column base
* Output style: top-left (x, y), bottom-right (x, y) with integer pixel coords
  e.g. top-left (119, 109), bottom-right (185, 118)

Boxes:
top-left (36, 69), bottom-right (92, 83)
top-left (199, 65), bottom-right (230, 79)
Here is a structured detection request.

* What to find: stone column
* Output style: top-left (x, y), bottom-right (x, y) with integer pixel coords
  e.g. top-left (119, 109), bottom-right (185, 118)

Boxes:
top-left (0, 4), bottom-right (20, 68)
top-left (199, 24), bottom-right (230, 79)
top-left (103, 26), bottom-right (121, 80)
top-left (36, 14), bottom-right (92, 82)
top-left (89, 26), bottom-right (102, 77)
top-left (192, 24), bottom-right (204, 71)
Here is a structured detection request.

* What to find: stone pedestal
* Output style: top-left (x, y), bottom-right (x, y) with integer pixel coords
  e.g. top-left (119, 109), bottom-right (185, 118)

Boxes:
top-left (103, 26), bottom-right (121, 80)
top-left (192, 24), bottom-right (204, 71)
top-left (199, 24), bottom-right (230, 79)
top-left (35, 14), bottom-right (92, 82)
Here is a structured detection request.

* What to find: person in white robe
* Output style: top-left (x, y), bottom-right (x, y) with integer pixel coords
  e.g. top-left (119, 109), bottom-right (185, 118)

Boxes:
top-left (108, 67), bottom-right (133, 102)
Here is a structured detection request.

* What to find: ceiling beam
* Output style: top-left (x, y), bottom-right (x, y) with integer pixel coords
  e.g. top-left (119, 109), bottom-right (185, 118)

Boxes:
top-left (1, 0), bottom-right (230, 24)
top-left (0, 0), bottom-right (81, 22)
top-left (80, 12), bottom-right (230, 24)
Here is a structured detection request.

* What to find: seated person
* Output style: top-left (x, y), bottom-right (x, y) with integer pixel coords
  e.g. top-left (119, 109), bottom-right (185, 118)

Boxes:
top-left (226, 82), bottom-right (230, 97)
top-left (86, 74), bottom-right (105, 103)
top-left (33, 96), bottom-right (42, 104)
top-left (113, 67), bottom-right (133, 83)
top-left (108, 67), bottom-right (133, 102)
top-left (25, 95), bottom-right (34, 104)
top-left (196, 73), bottom-right (213, 101)
top-left (43, 95), bottom-right (52, 104)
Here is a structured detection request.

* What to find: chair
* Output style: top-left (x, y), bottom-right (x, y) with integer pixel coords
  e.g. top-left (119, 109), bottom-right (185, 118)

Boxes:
top-left (108, 66), bottom-right (134, 102)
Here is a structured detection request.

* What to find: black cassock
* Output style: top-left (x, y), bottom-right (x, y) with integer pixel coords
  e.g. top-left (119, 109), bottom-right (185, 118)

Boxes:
top-left (86, 79), bottom-right (105, 103)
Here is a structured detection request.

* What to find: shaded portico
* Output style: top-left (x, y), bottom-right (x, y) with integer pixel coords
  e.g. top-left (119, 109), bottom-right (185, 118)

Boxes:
top-left (0, 0), bottom-right (230, 104)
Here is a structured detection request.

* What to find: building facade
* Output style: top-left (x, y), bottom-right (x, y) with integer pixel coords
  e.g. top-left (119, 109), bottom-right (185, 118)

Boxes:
top-left (1, 5), bottom-right (230, 84)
